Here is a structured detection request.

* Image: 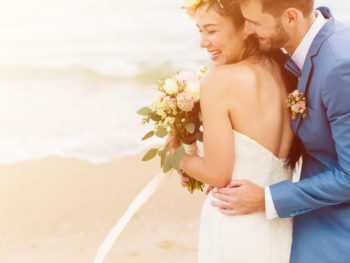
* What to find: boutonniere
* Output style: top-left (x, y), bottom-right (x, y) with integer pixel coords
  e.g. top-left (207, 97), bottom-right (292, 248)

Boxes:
top-left (287, 89), bottom-right (307, 120)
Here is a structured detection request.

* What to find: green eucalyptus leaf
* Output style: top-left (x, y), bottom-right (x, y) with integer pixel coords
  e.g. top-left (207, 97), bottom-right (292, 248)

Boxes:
top-left (198, 112), bottom-right (202, 122)
top-left (163, 155), bottom-right (172, 173)
top-left (137, 107), bottom-right (153, 117)
top-left (171, 146), bottom-right (185, 170)
top-left (158, 146), bottom-right (169, 167)
top-left (185, 123), bottom-right (195, 134)
top-left (142, 148), bottom-right (158, 161)
top-left (142, 131), bottom-right (154, 141)
top-left (156, 126), bottom-right (168, 138)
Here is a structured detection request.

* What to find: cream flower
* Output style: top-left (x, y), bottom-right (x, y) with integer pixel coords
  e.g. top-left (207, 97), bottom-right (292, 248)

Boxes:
top-left (163, 78), bottom-right (179, 95)
top-left (292, 89), bottom-right (302, 97)
top-left (164, 117), bottom-right (175, 126)
top-left (185, 81), bottom-right (200, 102)
top-left (291, 105), bottom-right (300, 113)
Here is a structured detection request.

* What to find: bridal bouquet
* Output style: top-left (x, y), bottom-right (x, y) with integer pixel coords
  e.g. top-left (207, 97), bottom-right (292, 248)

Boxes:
top-left (137, 66), bottom-right (209, 193)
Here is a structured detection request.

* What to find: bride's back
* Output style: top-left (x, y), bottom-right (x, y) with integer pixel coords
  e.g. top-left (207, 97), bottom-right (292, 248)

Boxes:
top-left (199, 56), bottom-right (294, 263)
top-left (217, 56), bottom-right (294, 159)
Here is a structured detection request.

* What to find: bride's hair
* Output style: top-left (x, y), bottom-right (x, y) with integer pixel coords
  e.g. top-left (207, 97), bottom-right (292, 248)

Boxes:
top-left (202, 0), bottom-right (246, 29)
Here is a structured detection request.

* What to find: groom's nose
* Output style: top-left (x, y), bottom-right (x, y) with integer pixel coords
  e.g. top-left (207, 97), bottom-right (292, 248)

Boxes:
top-left (244, 20), bottom-right (256, 36)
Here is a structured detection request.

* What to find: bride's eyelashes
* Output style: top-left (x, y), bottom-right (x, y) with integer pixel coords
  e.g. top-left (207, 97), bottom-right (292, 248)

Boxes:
top-left (197, 29), bottom-right (217, 35)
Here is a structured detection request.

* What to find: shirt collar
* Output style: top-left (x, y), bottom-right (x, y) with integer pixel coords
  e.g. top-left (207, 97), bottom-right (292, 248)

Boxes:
top-left (291, 10), bottom-right (327, 70)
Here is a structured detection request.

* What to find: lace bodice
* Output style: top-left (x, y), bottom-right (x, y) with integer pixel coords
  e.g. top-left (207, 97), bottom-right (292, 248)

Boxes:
top-left (198, 130), bottom-right (293, 263)
top-left (231, 130), bottom-right (292, 186)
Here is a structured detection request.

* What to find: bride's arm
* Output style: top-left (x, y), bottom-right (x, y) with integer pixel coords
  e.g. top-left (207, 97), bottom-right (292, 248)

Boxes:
top-left (178, 69), bottom-right (235, 188)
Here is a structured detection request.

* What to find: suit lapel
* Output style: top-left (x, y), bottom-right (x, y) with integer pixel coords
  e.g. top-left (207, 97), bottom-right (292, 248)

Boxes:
top-left (291, 54), bottom-right (313, 132)
top-left (292, 7), bottom-right (335, 134)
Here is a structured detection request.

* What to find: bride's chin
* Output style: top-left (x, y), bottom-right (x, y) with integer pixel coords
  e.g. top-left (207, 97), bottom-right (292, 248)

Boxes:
top-left (212, 61), bottom-right (225, 67)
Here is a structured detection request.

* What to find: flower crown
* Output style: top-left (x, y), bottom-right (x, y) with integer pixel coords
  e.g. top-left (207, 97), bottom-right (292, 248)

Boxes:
top-left (182, 0), bottom-right (224, 18)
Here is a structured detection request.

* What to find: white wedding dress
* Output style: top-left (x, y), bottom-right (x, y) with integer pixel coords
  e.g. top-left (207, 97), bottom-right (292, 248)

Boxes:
top-left (198, 130), bottom-right (293, 263)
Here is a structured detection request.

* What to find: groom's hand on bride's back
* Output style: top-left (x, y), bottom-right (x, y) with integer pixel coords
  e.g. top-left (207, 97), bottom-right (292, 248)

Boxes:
top-left (210, 180), bottom-right (265, 216)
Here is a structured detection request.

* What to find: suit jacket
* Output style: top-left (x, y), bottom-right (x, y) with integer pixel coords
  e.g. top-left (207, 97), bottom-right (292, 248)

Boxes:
top-left (270, 7), bottom-right (350, 263)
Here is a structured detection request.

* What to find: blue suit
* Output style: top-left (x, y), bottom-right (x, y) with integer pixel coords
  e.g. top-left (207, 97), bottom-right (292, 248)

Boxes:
top-left (270, 7), bottom-right (350, 263)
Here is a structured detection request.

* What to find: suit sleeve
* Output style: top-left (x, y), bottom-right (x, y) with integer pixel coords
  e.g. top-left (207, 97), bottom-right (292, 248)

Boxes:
top-left (269, 60), bottom-right (350, 218)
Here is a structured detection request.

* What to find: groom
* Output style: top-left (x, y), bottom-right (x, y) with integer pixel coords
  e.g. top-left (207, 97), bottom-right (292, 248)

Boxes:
top-left (211, 0), bottom-right (350, 262)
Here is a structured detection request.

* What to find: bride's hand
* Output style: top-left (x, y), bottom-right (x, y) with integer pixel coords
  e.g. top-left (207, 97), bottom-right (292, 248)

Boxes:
top-left (165, 130), bottom-right (182, 155)
top-left (178, 169), bottom-right (189, 186)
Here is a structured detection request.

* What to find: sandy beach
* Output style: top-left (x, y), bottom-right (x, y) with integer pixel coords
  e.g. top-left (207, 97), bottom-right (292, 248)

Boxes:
top-left (0, 151), bottom-right (205, 263)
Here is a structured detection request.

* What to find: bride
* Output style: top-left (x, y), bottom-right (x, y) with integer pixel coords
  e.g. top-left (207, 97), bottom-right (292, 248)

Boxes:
top-left (166, 0), bottom-right (300, 262)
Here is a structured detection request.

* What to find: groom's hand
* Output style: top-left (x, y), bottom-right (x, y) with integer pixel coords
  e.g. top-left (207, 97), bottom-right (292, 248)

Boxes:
top-left (211, 180), bottom-right (265, 216)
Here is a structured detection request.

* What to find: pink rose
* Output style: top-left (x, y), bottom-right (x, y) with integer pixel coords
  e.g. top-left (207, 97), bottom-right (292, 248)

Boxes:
top-left (175, 71), bottom-right (198, 87)
top-left (298, 101), bottom-right (306, 108)
top-left (177, 92), bottom-right (194, 112)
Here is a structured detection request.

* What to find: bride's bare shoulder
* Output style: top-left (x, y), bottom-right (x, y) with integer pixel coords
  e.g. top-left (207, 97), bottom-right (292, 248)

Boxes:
top-left (200, 62), bottom-right (258, 96)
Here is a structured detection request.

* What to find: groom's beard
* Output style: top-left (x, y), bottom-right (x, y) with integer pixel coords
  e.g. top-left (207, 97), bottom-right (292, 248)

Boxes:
top-left (259, 22), bottom-right (289, 52)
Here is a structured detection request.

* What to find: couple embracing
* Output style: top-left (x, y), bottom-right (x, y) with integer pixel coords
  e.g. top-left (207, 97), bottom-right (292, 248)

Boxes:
top-left (166, 0), bottom-right (350, 262)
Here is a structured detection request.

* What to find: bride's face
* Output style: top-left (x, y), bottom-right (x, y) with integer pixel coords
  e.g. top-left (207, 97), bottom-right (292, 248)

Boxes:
top-left (196, 5), bottom-right (244, 66)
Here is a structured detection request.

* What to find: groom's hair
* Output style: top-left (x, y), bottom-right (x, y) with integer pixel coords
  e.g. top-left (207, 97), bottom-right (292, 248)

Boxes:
top-left (240, 0), bottom-right (314, 16)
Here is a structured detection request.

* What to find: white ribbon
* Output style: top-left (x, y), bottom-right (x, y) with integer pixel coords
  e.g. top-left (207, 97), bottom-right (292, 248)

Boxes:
top-left (183, 142), bottom-right (199, 156)
top-left (94, 169), bottom-right (174, 263)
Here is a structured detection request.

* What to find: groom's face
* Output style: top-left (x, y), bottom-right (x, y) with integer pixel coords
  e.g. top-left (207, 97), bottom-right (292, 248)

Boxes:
top-left (240, 0), bottom-right (289, 51)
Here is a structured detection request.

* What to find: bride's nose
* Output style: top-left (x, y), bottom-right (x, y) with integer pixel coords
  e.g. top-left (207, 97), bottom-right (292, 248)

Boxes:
top-left (200, 34), bottom-right (210, 48)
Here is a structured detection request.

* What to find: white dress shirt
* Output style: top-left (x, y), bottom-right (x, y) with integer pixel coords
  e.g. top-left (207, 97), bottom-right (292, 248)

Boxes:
top-left (265, 10), bottom-right (327, 219)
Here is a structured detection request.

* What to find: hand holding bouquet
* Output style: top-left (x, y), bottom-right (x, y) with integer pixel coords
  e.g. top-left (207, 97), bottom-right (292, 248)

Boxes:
top-left (137, 66), bottom-right (209, 193)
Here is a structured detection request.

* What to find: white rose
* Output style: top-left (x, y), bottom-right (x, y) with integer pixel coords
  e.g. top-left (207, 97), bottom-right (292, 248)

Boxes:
top-left (185, 81), bottom-right (200, 102)
top-left (163, 78), bottom-right (179, 95)
top-left (183, 0), bottom-right (201, 8)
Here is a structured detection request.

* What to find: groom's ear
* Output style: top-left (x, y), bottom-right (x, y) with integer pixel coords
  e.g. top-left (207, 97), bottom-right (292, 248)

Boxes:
top-left (281, 8), bottom-right (300, 29)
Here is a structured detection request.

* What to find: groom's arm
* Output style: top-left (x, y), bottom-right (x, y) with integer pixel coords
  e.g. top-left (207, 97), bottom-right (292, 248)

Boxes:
top-left (270, 60), bottom-right (350, 218)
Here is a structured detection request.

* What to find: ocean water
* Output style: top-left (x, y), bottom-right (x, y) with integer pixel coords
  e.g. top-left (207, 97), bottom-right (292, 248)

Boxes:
top-left (0, 0), bottom-right (348, 164)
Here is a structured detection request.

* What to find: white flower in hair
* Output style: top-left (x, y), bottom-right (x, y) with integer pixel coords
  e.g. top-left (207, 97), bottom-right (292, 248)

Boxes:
top-left (183, 0), bottom-right (201, 8)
